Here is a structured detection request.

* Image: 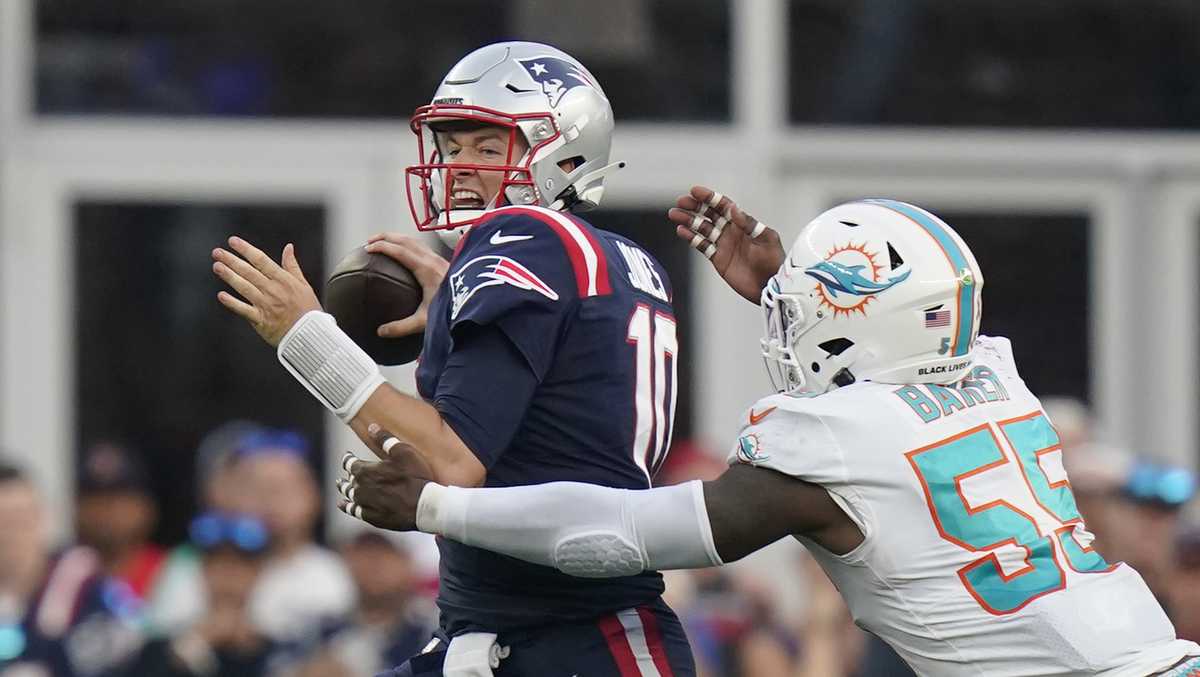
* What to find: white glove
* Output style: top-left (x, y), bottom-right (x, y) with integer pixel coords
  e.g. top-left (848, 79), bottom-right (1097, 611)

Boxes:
top-left (443, 632), bottom-right (510, 677)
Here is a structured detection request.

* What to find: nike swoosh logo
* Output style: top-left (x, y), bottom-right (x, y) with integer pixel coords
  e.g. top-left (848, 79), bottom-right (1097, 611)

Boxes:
top-left (749, 406), bottom-right (776, 425)
top-left (490, 231), bottom-right (533, 245)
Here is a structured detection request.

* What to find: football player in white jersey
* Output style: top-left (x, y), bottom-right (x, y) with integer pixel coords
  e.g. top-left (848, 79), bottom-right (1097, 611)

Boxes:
top-left (340, 192), bottom-right (1200, 676)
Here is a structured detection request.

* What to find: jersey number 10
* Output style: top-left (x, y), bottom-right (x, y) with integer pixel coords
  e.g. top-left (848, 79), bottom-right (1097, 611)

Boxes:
top-left (906, 411), bottom-right (1114, 615)
top-left (627, 304), bottom-right (678, 483)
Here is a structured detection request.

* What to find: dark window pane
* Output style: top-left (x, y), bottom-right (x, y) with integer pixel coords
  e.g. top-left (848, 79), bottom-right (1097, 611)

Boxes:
top-left (941, 213), bottom-right (1090, 401)
top-left (588, 208), bottom-right (694, 455)
top-left (74, 202), bottom-right (326, 544)
top-left (789, 0), bottom-right (1200, 128)
top-left (37, 0), bottom-right (729, 121)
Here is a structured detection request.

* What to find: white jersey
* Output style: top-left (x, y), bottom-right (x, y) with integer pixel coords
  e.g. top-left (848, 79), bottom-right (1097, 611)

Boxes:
top-left (728, 336), bottom-right (1199, 676)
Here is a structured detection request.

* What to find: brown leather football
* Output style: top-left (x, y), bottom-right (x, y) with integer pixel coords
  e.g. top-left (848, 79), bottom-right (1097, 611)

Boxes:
top-left (324, 247), bottom-right (424, 365)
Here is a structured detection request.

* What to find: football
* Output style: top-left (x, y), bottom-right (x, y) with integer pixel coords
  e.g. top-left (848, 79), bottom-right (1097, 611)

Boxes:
top-left (324, 246), bottom-right (424, 365)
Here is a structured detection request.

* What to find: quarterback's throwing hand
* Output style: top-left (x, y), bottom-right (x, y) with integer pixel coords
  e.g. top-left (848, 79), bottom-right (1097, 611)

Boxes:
top-left (212, 237), bottom-right (322, 347)
top-left (668, 186), bottom-right (785, 304)
top-left (336, 424), bottom-right (436, 531)
top-left (364, 232), bottom-right (449, 339)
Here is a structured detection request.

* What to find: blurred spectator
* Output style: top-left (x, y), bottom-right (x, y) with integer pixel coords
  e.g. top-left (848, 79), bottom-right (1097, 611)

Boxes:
top-left (1041, 396), bottom-right (1094, 451)
top-left (310, 532), bottom-right (436, 676)
top-left (75, 442), bottom-right (165, 603)
top-left (1061, 442), bottom-right (1137, 562)
top-left (1120, 461), bottom-right (1197, 608)
top-left (121, 513), bottom-right (282, 677)
top-left (0, 460), bottom-right (141, 676)
top-left (675, 567), bottom-right (801, 677)
top-left (657, 439), bottom-right (727, 487)
top-left (1169, 525), bottom-right (1200, 643)
top-left (798, 557), bottom-right (870, 677)
top-left (145, 421), bottom-right (264, 635)
top-left (237, 431), bottom-right (355, 642)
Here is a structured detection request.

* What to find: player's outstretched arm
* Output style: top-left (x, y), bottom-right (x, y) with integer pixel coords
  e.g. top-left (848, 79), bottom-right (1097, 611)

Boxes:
top-left (421, 463), bottom-right (854, 574)
top-left (342, 427), bottom-right (860, 575)
top-left (668, 186), bottom-right (786, 304)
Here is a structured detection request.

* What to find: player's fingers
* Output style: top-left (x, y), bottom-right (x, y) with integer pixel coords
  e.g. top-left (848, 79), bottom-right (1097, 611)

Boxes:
top-left (368, 231), bottom-right (415, 246)
top-left (690, 212), bottom-right (722, 243)
top-left (337, 498), bottom-right (367, 523)
top-left (342, 451), bottom-right (366, 475)
top-left (666, 206), bottom-right (699, 228)
top-left (216, 291), bottom-right (260, 323)
top-left (686, 231), bottom-right (717, 260)
top-left (281, 243), bottom-right (309, 284)
top-left (377, 314), bottom-right (426, 339)
top-left (668, 207), bottom-right (710, 236)
top-left (364, 240), bottom-right (447, 283)
top-left (212, 261), bottom-right (266, 305)
top-left (228, 236), bottom-right (287, 280)
top-left (212, 247), bottom-right (272, 289)
top-left (689, 186), bottom-right (736, 220)
top-left (724, 205), bottom-right (765, 239)
top-left (675, 194), bottom-right (703, 213)
top-left (675, 224), bottom-right (699, 243)
top-left (335, 477), bottom-right (358, 502)
top-left (366, 423), bottom-right (408, 456)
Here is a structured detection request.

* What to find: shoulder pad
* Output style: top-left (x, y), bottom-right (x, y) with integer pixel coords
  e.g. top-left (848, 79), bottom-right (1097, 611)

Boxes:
top-left (728, 394), bottom-right (844, 484)
top-left (462, 206), bottom-right (612, 298)
top-left (971, 335), bottom-right (1024, 383)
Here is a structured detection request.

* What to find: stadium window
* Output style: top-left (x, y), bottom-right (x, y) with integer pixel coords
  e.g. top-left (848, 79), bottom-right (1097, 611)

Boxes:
top-left (73, 201), bottom-right (327, 544)
top-left (788, 0), bottom-right (1200, 128)
top-left (36, 0), bottom-right (731, 121)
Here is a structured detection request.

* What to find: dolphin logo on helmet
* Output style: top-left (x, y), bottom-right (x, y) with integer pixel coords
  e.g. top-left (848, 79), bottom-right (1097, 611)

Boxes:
top-left (804, 260), bottom-right (911, 298)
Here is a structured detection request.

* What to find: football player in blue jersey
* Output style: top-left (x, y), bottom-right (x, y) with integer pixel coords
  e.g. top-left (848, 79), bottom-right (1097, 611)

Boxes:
top-left (213, 42), bottom-right (698, 676)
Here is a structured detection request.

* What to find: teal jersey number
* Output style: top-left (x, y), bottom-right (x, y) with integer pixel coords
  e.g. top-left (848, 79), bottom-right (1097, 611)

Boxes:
top-left (906, 412), bottom-right (1112, 615)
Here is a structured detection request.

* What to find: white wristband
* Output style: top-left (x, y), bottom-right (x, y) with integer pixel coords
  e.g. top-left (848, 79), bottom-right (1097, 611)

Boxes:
top-left (276, 310), bottom-right (385, 422)
top-left (416, 482), bottom-right (469, 539)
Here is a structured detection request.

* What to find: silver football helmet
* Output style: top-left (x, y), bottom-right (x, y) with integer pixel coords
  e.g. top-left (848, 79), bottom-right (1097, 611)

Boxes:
top-left (405, 41), bottom-right (623, 241)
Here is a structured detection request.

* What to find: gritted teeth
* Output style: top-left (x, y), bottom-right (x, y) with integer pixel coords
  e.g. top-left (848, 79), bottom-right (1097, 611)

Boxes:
top-left (451, 189), bottom-right (484, 208)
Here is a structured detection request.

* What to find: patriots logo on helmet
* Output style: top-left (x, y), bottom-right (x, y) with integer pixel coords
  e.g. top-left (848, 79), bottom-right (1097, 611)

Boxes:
top-left (450, 255), bottom-right (559, 320)
top-left (517, 56), bottom-right (595, 108)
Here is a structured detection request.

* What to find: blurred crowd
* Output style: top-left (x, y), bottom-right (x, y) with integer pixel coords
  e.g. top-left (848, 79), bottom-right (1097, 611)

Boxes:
top-left (0, 401), bottom-right (1196, 677)
top-left (0, 424), bottom-right (435, 677)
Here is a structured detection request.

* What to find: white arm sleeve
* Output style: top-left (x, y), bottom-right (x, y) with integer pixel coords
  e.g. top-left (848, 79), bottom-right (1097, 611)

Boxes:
top-left (416, 480), bottom-right (723, 578)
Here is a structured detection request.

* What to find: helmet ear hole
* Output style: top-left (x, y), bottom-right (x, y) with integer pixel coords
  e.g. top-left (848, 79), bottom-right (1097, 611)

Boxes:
top-left (818, 338), bottom-right (855, 357)
top-left (810, 362), bottom-right (821, 373)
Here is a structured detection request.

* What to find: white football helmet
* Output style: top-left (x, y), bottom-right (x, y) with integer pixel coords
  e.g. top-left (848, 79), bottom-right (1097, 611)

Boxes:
top-left (405, 41), bottom-right (623, 245)
top-left (760, 199), bottom-right (984, 395)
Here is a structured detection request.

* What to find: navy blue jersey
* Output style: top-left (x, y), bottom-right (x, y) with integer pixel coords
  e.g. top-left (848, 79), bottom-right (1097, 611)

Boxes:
top-left (416, 205), bottom-right (680, 635)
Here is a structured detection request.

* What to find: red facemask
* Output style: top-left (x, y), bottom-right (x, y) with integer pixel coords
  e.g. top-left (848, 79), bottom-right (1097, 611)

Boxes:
top-left (405, 104), bottom-right (562, 231)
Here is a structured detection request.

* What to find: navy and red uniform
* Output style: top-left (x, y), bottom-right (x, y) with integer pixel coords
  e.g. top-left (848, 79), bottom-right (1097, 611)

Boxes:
top-left (395, 205), bottom-right (694, 675)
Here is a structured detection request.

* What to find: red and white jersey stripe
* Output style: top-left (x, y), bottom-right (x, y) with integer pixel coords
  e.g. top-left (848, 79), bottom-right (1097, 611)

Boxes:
top-left (598, 607), bottom-right (675, 677)
top-left (482, 205), bottom-right (612, 297)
